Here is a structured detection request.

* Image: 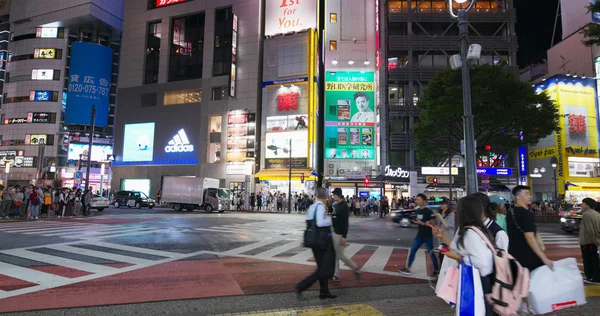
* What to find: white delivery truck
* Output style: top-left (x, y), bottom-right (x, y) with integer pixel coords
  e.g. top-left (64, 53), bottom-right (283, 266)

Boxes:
top-left (161, 176), bottom-right (232, 212)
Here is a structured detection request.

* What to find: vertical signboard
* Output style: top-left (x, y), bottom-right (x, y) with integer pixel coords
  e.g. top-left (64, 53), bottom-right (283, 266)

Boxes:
top-left (229, 14), bottom-right (238, 98)
top-left (66, 42), bottom-right (113, 127)
top-left (324, 72), bottom-right (376, 160)
top-left (375, 0), bottom-right (381, 166)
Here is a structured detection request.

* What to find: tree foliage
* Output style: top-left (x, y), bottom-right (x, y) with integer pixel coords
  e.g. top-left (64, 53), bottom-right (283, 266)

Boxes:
top-left (413, 65), bottom-right (559, 165)
top-left (581, 2), bottom-right (600, 47)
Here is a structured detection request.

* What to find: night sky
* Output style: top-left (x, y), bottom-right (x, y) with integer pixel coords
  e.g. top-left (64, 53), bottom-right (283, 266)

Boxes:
top-left (514, 0), bottom-right (561, 68)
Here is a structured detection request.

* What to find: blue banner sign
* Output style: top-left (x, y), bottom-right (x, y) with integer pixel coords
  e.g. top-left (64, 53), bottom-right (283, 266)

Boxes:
top-left (477, 168), bottom-right (513, 176)
top-left (66, 42), bottom-right (112, 127)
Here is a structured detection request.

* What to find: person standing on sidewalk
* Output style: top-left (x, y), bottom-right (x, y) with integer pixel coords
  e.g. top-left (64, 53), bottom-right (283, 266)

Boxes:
top-left (398, 193), bottom-right (439, 277)
top-left (82, 189), bottom-right (92, 216)
top-left (578, 198), bottom-right (600, 284)
top-left (330, 188), bottom-right (361, 282)
top-left (27, 187), bottom-right (41, 220)
top-left (0, 185), bottom-right (13, 219)
top-left (296, 188), bottom-right (337, 299)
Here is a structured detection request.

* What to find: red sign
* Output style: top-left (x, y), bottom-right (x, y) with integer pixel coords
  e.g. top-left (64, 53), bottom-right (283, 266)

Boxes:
top-left (228, 113), bottom-right (249, 125)
top-left (277, 91), bottom-right (299, 112)
top-left (156, 0), bottom-right (186, 8)
top-left (568, 114), bottom-right (586, 134)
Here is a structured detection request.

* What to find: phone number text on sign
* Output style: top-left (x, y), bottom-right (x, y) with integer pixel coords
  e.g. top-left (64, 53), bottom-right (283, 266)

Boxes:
top-left (68, 75), bottom-right (110, 100)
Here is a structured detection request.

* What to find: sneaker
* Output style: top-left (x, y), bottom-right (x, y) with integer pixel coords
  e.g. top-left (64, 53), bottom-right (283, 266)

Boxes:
top-left (397, 268), bottom-right (412, 275)
top-left (331, 276), bottom-right (340, 282)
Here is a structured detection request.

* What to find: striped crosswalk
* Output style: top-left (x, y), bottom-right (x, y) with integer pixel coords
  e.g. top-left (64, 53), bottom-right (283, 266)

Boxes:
top-left (539, 232), bottom-right (580, 249)
top-left (0, 221), bottom-right (174, 240)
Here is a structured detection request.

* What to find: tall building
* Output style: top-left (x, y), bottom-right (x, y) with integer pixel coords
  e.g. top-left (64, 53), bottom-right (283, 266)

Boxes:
top-left (382, 0), bottom-right (518, 195)
top-left (0, 0), bottom-right (123, 189)
top-left (112, 0), bottom-right (262, 198)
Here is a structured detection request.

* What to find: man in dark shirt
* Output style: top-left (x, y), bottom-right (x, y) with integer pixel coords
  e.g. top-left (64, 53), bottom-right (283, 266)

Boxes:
top-left (507, 185), bottom-right (553, 272)
top-left (331, 188), bottom-right (361, 281)
top-left (398, 193), bottom-right (438, 277)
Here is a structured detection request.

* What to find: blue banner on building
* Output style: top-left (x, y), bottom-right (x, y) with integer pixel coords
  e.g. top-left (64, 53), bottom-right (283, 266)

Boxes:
top-left (66, 42), bottom-right (112, 127)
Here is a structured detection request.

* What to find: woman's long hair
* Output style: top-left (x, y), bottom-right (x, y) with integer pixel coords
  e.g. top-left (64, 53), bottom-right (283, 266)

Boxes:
top-left (457, 196), bottom-right (495, 248)
top-left (472, 192), bottom-right (496, 220)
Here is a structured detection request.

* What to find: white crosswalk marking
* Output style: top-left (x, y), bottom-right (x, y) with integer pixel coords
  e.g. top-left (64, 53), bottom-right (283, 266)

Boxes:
top-left (49, 244), bottom-right (154, 265)
top-left (1, 249), bottom-right (118, 274)
top-left (539, 232), bottom-right (580, 248)
top-left (361, 246), bottom-right (394, 273)
top-left (0, 262), bottom-right (69, 284)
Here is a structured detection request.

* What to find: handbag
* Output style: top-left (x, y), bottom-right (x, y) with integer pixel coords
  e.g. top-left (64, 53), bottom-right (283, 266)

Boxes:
top-left (303, 202), bottom-right (327, 249)
top-left (15, 201), bottom-right (22, 207)
top-left (457, 257), bottom-right (486, 316)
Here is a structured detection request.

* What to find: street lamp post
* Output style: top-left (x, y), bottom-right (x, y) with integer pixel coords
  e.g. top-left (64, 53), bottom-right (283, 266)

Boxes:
top-left (100, 163), bottom-right (105, 197)
top-left (449, 0), bottom-right (478, 194)
top-left (550, 156), bottom-right (559, 201)
top-left (4, 163), bottom-right (10, 186)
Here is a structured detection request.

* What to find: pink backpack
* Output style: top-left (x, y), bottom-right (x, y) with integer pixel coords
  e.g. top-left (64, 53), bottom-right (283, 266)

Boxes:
top-left (467, 226), bottom-right (530, 315)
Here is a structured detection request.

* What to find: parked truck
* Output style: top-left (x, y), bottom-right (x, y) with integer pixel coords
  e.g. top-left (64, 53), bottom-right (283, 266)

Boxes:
top-left (161, 176), bottom-right (232, 212)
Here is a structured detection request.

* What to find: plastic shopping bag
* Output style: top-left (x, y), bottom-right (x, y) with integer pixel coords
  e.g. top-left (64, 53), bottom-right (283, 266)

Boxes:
top-left (456, 257), bottom-right (486, 316)
top-left (436, 256), bottom-right (459, 305)
top-left (529, 258), bottom-right (586, 314)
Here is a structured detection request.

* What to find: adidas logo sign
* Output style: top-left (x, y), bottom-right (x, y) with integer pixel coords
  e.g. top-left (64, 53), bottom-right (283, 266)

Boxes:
top-left (165, 129), bottom-right (195, 153)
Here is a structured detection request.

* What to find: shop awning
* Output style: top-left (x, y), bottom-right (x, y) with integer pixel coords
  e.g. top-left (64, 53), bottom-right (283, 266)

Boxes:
top-left (254, 169), bottom-right (317, 181)
top-left (566, 182), bottom-right (600, 189)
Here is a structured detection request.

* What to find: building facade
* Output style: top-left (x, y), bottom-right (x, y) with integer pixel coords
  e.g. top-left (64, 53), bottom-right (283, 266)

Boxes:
top-left (112, 0), bottom-right (262, 198)
top-left (382, 0), bottom-right (518, 196)
top-left (0, 0), bottom-right (123, 189)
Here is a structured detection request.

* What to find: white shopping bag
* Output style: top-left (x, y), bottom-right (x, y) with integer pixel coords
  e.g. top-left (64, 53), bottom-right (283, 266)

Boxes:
top-left (529, 258), bottom-right (586, 314)
top-left (436, 256), bottom-right (458, 294)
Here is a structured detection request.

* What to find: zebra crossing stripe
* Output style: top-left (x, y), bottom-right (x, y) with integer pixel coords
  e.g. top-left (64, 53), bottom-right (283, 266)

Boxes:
top-left (0, 261), bottom-right (69, 284)
top-left (361, 246), bottom-right (394, 273)
top-left (0, 249), bottom-right (118, 274)
top-left (289, 248), bottom-right (315, 263)
top-left (255, 241), bottom-right (302, 259)
top-left (343, 243), bottom-right (365, 259)
top-left (48, 245), bottom-right (154, 265)
top-left (18, 225), bottom-right (105, 234)
top-left (222, 239), bottom-right (282, 256)
top-left (89, 241), bottom-right (181, 258)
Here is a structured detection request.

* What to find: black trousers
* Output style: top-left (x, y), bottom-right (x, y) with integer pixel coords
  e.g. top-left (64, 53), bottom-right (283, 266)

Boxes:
top-left (297, 237), bottom-right (335, 294)
top-left (581, 244), bottom-right (600, 281)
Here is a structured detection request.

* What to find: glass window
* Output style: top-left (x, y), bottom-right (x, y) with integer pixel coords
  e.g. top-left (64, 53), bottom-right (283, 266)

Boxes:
top-left (163, 89), bottom-right (202, 105)
top-left (209, 115), bottom-right (222, 163)
top-left (145, 21), bottom-right (162, 84)
top-left (212, 87), bottom-right (227, 100)
top-left (213, 7), bottom-right (233, 77)
top-left (169, 13), bottom-right (205, 82)
top-left (330, 13), bottom-right (337, 23)
top-left (329, 40), bottom-right (337, 51)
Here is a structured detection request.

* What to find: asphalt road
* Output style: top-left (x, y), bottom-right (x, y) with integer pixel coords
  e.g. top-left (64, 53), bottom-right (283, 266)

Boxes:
top-left (0, 207), bottom-right (586, 315)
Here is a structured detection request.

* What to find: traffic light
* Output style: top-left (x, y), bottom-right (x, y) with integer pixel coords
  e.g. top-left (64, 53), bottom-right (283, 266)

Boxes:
top-left (484, 144), bottom-right (491, 151)
top-left (364, 177), bottom-right (370, 186)
top-left (433, 177), bottom-right (438, 187)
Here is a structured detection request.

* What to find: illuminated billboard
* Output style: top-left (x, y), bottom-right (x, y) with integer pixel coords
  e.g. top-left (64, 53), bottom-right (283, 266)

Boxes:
top-left (265, 0), bottom-right (317, 36)
top-left (31, 69), bottom-right (55, 80)
top-left (324, 72), bottom-right (376, 160)
top-left (265, 131), bottom-right (308, 169)
top-left (30, 91), bottom-right (52, 101)
top-left (36, 27), bottom-right (57, 38)
top-left (68, 143), bottom-right (113, 162)
top-left (156, 0), bottom-right (186, 8)
top-left (122, 123), bottom-right (155, 162)
top-left (34, 48), bottom-right (56, 59)
top-left (66, 42), bottom-right (112, 127)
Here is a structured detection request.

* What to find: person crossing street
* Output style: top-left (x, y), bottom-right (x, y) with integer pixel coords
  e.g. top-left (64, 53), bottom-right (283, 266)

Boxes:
top-left (330, 188), bottom-right (361, 281)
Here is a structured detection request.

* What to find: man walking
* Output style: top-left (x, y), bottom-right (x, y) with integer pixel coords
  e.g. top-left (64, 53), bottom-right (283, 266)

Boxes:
top-left (296, 188), bottom-right (337, 299)
top-left (398, 193), bottom-right (439, 277)
top-left (330, 188), bottom-right (361, 281)
top-left (579, 198), bottom-right (600, 284)
top-left (0, 185), bottom-right (12, 219)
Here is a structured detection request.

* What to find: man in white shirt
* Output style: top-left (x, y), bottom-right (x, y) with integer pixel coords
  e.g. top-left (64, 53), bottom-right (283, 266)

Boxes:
top-left (296, 188), bottom-right (337, 300)
top-left (350, 92), bottom-right (375, 123)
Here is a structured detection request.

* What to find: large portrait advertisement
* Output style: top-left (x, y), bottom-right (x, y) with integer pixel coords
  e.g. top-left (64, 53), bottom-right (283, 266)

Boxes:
top-left (122, 123), bottom-right (155, 162)
top-left (324, 72), bottom-right (376, 160)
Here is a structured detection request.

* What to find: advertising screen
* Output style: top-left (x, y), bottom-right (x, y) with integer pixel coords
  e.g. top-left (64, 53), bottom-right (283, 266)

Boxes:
top-left (265, 131), bottom-right (308, 169)
top-left (30, 91), bottom-right (52, 101)
top-left (121, 179), bottom-right (151, 197)
top-left (66, 42), bottom-right (113, 127)
top-left (265, 0), bottom-right (317, 36)
top-left (156, 0), bottom-right (187, 8)
top-left (68, 143), bottom-right (113, 162)
top-left (34, 48), bottom-right (56, 59)
top-left (31, 69), bottom-right (54, 80)
top-left (123, 123), bottom-right (155, 162)
top-left (25, 134), bottom-right (47, 145)
top-left (36, 27), bottom-right (57, 38)
top-left (28, 112), bottom-right (52, 123)
top-left (324, 72), bottom-right (376, 160)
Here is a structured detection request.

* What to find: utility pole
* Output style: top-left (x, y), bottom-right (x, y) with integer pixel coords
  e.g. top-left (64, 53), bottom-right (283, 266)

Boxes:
top-left (288, 139), bottom-right (292, 213)
top-left (84, 104), bottom-right (96, 192)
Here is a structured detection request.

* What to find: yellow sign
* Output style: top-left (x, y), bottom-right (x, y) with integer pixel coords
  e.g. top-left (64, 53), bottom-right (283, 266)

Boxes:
top-left (34, 48), bottom-right (56, 59)
top-left (325, 82), bottom-right (374, 91)
top-left (528, 147), bottom-right (558, 160)
top-left (535, 76), bottom-right (599, 194)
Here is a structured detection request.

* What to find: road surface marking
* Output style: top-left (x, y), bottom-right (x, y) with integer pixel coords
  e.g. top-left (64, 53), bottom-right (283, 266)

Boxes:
top-left (361, 246), bottom-right (394, 273)
top-left (38, 226), bottom-right (134, 236)
top-left (255, 241), bottom-right (302, 259)
top-left (0, 262), bottom-right (69, 285)
top-left (222, 239), bottom-right (283, 256)
top-left (89, 241), bottom-right (182, 258)
top-left (289, 249), bottom-right (315, 263)
top-left (48, 245), bottom-right (154, 265)
top-left (0, 249), bottom-right (118, 274)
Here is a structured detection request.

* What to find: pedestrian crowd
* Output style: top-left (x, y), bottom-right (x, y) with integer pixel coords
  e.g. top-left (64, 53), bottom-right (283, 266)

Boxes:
top-left (296, 185), bottom-right (594, 315)
top-left (0, 185), bottom-right (95, 220)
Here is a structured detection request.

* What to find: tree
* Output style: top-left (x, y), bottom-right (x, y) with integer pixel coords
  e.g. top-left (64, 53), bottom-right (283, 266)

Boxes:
top-left (413, 64), bottom-right (559, 166)
top-left (581, 2), bottom-right (600, 47)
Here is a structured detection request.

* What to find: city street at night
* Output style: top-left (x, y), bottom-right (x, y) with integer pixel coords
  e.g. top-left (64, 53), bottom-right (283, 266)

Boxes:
top-left (0, 209), bottom-right (598, 315)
